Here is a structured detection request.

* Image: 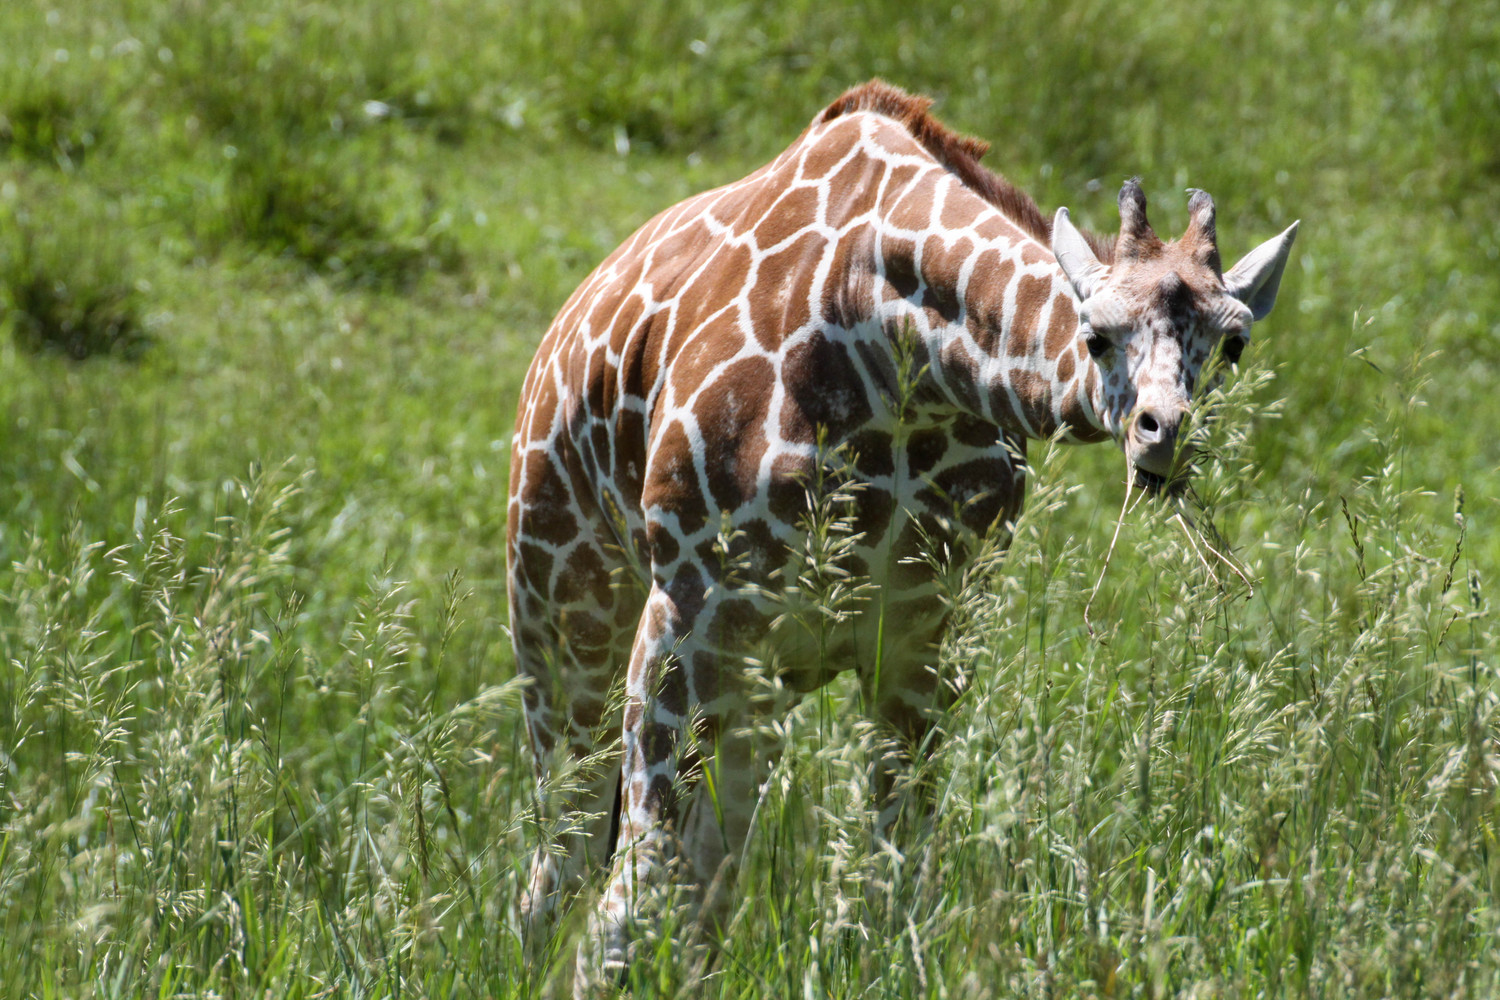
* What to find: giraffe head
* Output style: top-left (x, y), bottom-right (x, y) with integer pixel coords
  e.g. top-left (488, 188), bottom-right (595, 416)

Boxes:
top-left (1051, 180), bottom-right (1298, 492)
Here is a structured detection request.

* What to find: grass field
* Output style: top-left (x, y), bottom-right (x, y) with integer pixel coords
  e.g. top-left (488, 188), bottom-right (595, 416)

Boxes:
top-left (1, 1), bottom-right (1497, 996)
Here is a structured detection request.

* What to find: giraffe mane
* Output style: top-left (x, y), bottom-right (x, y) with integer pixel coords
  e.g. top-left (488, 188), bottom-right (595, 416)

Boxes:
top-left (818, 80), bottom-right (1117, 264)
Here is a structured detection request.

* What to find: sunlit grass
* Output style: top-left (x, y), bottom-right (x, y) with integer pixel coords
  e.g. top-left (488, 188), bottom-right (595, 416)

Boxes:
top-left (0, 0), bottom-right (1496, 997)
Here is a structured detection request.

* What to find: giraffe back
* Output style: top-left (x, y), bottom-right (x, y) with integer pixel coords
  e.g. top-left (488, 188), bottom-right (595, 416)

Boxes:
top-left (508, 85), bottom-right (1072, 633)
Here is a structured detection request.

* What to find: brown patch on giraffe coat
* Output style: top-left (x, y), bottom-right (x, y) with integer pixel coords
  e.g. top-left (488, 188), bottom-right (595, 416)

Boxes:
top-left (646, 520), bottom-right (680, 567)
top-left (519, 456), bottom-right (578, 543)
top-left (617, 324), bottom-right (662, 415)
top-left (696, 357), bottom-right (773, 512)
top-left (938, 339), bottom-right (984, 413)
top-left (1010, 275), bottom-right (1052, 353)
top-left (1056, 348), bottom-right (1075, 384)
top-left (615, 587), bottom-right (644, 628)
top-left (588, 250), bottom-right (651, 323)
top-left (645, 219), bottom-right (712, 278)
top-left (852, 340), bottom-right (899, 401)
top-left (921, 282), bottom-right (962, 327)
top-left (881, 162), bottom-right (923, 207)
top-left (722, 181), bottom-right (779, 241)
top-left (513, 541), bottom-right (554, 600)
top-left (847, 427), bottom-right (895, 478)
top-left (640, 719), bottom-right (676, 766)
top-left (706, 598), bottom-right (768, 649)
top-left (665, 562), bottom-right (707, 627)
top-left (766, 454), bottom-right (810, 526)
top-left (822, 227), bottom-right (877, 329)
top-left (939, 185), bottom-right (978, 233)
top-left (881, 243), bottom-right (921, 300)
top-left (613, 408), bottom-right (648, 507)
top-left (797, 120), bottom-right (859, 180)
top-left (568, 640), bottom-right (611, 670)
top-left (695, 516), bottom-right (789, 584)
top-left (653, 657), bottom-right (689, 717)
top-left (885, 173), bottom-right (934, 232)
top-left (741, 516), bottom-right (790, 577)
top-left (589, 423), bottom-right (613, 484)
top-left (606, 293), bottom-right (648, 357)
top-left (571, 611), bottom-right (613, 649)
top-left (1018, 242), bottom-right (1049, 267)
top-left (922, 233), bottom-right (974, 289)
top-left (576, 427), bottom-right (603, 481)
top-left (824, 154), bottom-right (884, 226)
top-left (570, 692), bottom-right (607, 730)
top-left (750, 232), bottom-right (822, 339)
top-left (691, 651), bottom-right (720, 704)
top-left (628, 775), bottom-right (646, 813)
top-left (645, 773), bottom-right (674, 816)
top-left (520, 589), bottom-right (548, 621)
top-left (580, 272), bottom-right (632, 344)
top-left (673, 320), bottom-right (748, 388)
top-left (644, 420), bottom-right (710, 535)
top-left (1044, 294), bottom-right (1077, 360)
top-left (1006, 367), bottom-right (1048, 416)
top-left (641, 602), bottom-right (670, 649)
top-left (752, 185), bottom-right (821, 248)
top-left (559, 425), bottom-right (607, 523)
top-left (952, 413), bottom-right (1002, 448)
top-left (1057, 384), bottom-right (1110, 443)
top-left (907, 428), bottom-right (948, 475)
top-left (520, 680), bottom-right (543, 723)
top-left (779, 334), bottom-right (874, 445)
top-left (582, 343), bottom-right (613, 417)
top-left (922, 455), bottom-right (1016, 508)
top-left (965, 251), bottom-right (1015, 346)
top-left (555, 544), bottom-right (612, 605)
top-left (888, 513), bottom-right (950, 587)
top-left (955, 213), bottom-right (1002, 247)
top-left (852, 486), bottom-right (894, 541)
top-left (677, 243), bottom-right (756, 342)
top-left (521, 375), bottom-right (560, 443)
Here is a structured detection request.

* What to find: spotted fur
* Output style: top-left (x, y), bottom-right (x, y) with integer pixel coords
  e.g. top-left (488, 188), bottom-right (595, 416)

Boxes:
top-left (506, 80), bottom-right (1297, 992)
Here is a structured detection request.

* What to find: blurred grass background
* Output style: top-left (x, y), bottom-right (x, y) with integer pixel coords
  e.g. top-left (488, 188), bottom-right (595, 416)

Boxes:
top-left (1, 1), bottom-right (1496, 997)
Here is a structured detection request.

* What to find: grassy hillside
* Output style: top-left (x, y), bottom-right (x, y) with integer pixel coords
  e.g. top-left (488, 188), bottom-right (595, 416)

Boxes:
top-left (1, 1), bottom-right (1496, 997)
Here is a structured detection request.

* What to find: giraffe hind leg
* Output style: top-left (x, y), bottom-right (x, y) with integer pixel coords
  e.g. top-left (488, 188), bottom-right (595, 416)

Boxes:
top-left (579, 586), bottom-right (782, 996)
top-left (510, 520), bottom-right (644, 930)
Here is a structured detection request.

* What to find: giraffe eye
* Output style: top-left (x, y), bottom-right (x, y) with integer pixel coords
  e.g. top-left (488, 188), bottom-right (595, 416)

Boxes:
top-left (1086, 332), bottom-right (1111, 358)
top-left (1222, 336), bottom-right (1246, 366)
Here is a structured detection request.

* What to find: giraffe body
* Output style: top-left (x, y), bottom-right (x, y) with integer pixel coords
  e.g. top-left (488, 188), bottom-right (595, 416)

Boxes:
top-left (506, 81), bottom-right (1296, 990)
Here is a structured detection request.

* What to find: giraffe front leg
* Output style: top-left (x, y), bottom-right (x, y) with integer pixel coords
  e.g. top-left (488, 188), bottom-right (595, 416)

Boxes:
top-left (865, 654), bottom-right (954, 843)
top-left (575, 586), bottom-right (691, 995)
top-left (576, 588), bottom-right (771, 997)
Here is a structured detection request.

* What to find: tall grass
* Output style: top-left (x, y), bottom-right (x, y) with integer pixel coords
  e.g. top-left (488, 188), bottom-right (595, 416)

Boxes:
top-left (4, 359), bottom-right (1491, 998)
top-left (0, 469), bottom-right (535, 997)
top-left (0, 0), bottom-right (1496, 996)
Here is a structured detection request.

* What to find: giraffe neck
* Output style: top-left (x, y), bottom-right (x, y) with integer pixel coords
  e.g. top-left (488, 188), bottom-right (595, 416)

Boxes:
top-left (825, 112), bottom-right (1112, 445)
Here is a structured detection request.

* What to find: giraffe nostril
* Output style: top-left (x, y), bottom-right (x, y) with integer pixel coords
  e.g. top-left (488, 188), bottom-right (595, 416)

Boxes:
top-left (1137, 412), bottom-right (1160, 439)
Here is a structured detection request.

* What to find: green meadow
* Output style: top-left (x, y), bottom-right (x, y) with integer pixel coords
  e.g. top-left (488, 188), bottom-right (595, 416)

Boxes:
top-left (1, 0), bottom-right (1497, 996)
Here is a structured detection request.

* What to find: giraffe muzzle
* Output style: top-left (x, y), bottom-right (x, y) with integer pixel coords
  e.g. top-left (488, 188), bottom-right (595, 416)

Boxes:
top-left (1128, 407), bottom-right (1192, 493)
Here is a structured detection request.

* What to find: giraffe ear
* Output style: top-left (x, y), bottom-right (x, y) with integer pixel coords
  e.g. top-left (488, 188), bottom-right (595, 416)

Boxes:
top-left (1224, 221), bottom-right (1299, 321)
top-left (1051, 207), bottom-right (1108, 301)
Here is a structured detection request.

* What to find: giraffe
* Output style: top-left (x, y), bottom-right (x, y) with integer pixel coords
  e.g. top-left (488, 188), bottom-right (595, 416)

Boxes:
top-left (506, 80), bottom-right (1297, 990)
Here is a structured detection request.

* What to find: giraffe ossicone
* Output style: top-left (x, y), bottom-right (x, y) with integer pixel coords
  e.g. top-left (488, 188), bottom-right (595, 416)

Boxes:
top-left (506, 80), bottom-right (1297, 992)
